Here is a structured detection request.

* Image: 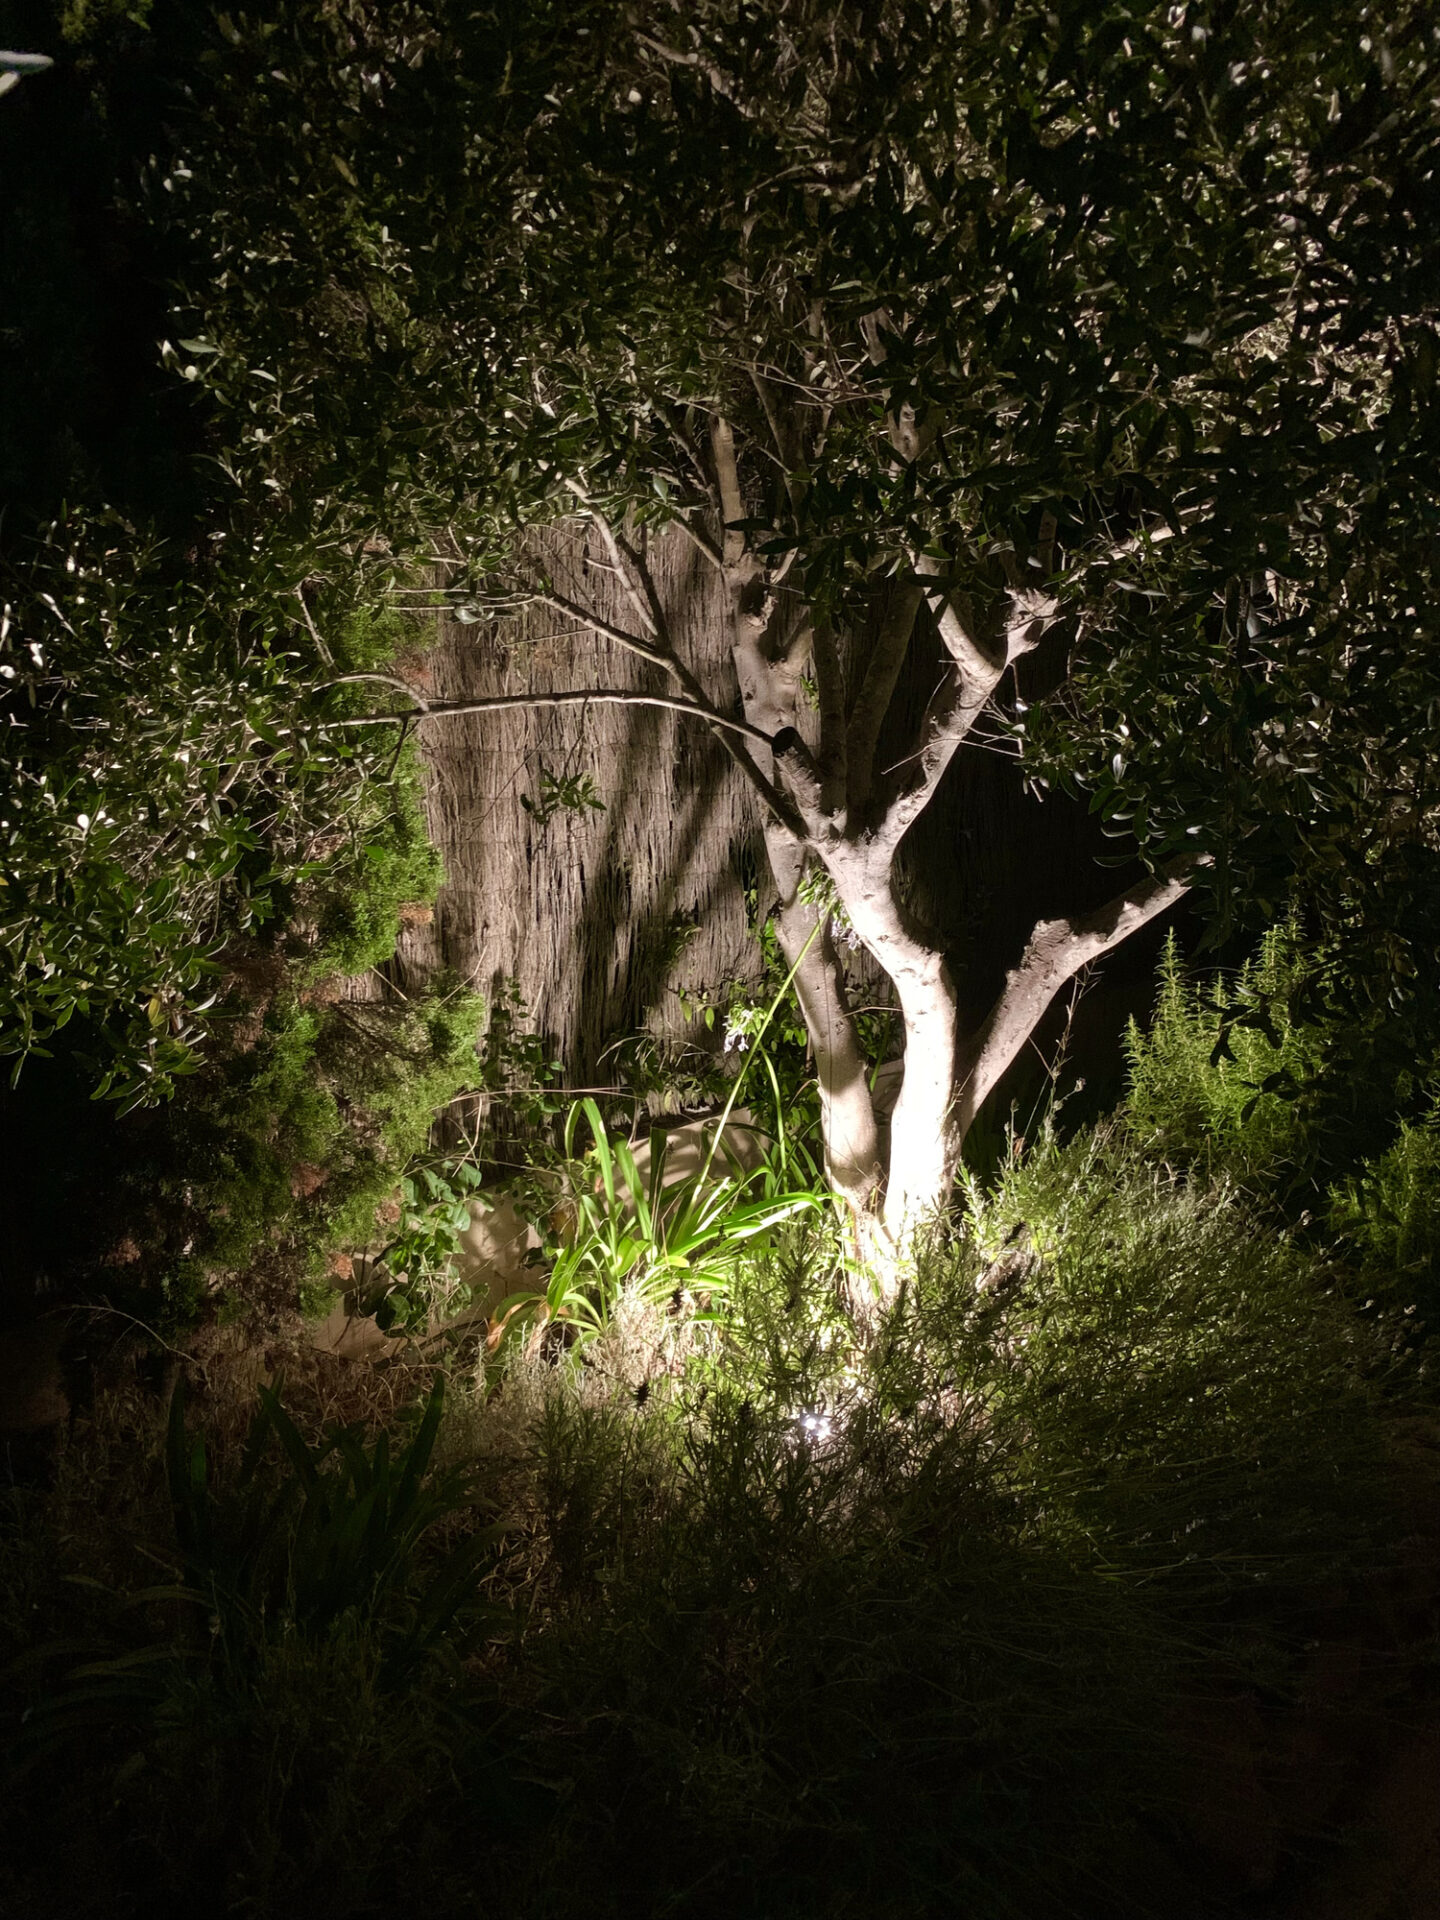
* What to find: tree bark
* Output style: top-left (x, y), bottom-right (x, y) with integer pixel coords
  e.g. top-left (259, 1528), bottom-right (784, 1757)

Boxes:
top-left (707, 415), bottom-right (884, 1210)
top-left (766, 827), bottom-right (882, 1211)
top-left (953, 866), bottom-right (1196, 1139)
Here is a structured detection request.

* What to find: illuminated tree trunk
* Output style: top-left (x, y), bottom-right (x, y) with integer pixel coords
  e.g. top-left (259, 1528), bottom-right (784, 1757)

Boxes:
top-left (766, 827), bottom-right (883, 1212)
top-left (367, 458), bottom-right (1192, 1275)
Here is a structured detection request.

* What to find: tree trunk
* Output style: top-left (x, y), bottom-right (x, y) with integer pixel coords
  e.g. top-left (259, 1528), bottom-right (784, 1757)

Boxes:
top-left (834, 851), bottom-right (962, 1241)
top-left (766, 825), bottom-right (882, 1211)
top-left (391, 503), bottom-right (1190, 1279)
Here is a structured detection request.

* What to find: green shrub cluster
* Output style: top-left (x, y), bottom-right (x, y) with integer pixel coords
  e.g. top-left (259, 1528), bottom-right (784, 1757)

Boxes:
top-left (1123, 928), bottom-right (1440, 1324)
top-left (0, 506), bottom-right (481, 1327)
top-left (1122, 926), bottom-right (1328, 1196)
top-left (112, 974), bottom-right (485, 1327)
top-left (0, 513), bottom-right (438, 1111)
top-left (292, 609), bottom-right (443, 983)
top-left (1327, 1117), bottom-right (1440, 1313)
top-left (6, 1119), bottom-right (1424, 1919)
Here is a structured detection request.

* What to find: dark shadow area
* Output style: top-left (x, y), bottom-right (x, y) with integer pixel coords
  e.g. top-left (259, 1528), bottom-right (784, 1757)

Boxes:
top-left (0, 0), bottom-right (205, 530)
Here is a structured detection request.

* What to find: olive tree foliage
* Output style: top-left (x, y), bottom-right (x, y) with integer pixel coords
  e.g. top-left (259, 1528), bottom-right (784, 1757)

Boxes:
top-left (0, 512), bottom-right (416, 1107)
top-left (170, 0), bottom-right (1440, 1241)
top-left (0, 10), bottom-right (456, 1109)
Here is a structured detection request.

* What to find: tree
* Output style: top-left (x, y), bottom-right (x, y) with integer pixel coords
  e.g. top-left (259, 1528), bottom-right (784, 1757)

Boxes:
top-left (0, 510), bottom-right (437, 1105)
top-left (155, 0), bottom-right (1440, 1246)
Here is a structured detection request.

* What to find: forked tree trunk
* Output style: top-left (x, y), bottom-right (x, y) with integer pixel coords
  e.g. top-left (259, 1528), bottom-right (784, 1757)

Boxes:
top-left (366, 450), bottom-right (1193, 1278)
top-left (717, 528), bottom-right (1193, 1250)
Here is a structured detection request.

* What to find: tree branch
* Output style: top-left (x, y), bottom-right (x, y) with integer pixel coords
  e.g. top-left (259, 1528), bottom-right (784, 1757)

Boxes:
top-left (954, 861), bottom-right (1200, 1136)
top-left (912, 553), bottom-right (1003, 686)
top-left (809, 611), bottom-right (847, 815)
top-left (604, 516), bottom-right (672, 645)
top-left (532, 589), bottom-right (669, 669)
top-left (710, 415), bottom-right (748, 570)
top-left (329, 669), bottom-right (431, 710)
top-left (846, 579), bottom-right (922, 819)
top-left (293, 585), bottom-right (334, 668)
top-left (594, 512), bottom-right (807, 834)
top-left (750, 367), bottom-right (806, 510)
top-left (331, 685), bottom-right (780, 748)
top-left (868, 667), bottom-right (978, 848)
top-left (868, 562), bottom-right (1060, 846)
top-left (770, 726), bottom-right (827, 838)
top-left (672, 515), bottom-right (725, 571)
top-left (568, 492), bottom-right (660, 639)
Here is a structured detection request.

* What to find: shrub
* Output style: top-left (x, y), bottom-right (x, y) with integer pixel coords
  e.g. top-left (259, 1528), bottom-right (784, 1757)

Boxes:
top-left (481, 1124), bottom-right (1415, 1918)
top-left (99, 975), bottom-right (485, 1327)
top-left (1327, 1114), bottom-right (1440, 1322)
top-left (1122, 925), bottom-right (1440, 1327)
top-left (6, 1374), bottom-right (505, 1917)
top-left (4, 1117), bottom-right (1428, 1920)
top-left (0, 513), bottom-right (430, 1109)
top-left (490, 1097), bottom-right (823, 1358)
top-left (1122, 926), bottom-right (1327, 1198)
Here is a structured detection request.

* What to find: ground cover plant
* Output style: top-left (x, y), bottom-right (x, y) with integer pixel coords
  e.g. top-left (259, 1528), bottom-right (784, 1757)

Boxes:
top-left (3, 1091), bottom-right (1434, 1920)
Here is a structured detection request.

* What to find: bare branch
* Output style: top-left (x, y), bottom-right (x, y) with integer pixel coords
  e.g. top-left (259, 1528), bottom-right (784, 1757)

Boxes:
top-left (710, 415), bottom-right (747, 569)
top-left (955, 860), bottom-right (1201, 1135)
top-left (866, 572), bottom-right (1015, 846)
top-left (570, 494), bottom-right (661, 639)
top-left (328, 668), bottom-right (431, 711)
top-left (650, 398), bottom-right (722, 502)
top-left (750, 367), bottom-right (806, 510)
top-left (999, 584), bottom-right (1061, 665)
top-left (868, 666), bottom-right (982, 847)
top-left (846, 580), bottom-right (922, 818)
top-left (867, 561), bottom-right (1059, 844)
top-left (604, 518), bottom-right (672, 646)
top-left (912, 553), bottom-right (1004, 686)
top-left (331, 685), bottom-right (777, 748)
top-left (293, 585), bottom-right (334, 668)
top-left (333, 668), bottom-right (806, 838)
top-left (532, 589), bottom-right (669, 670)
